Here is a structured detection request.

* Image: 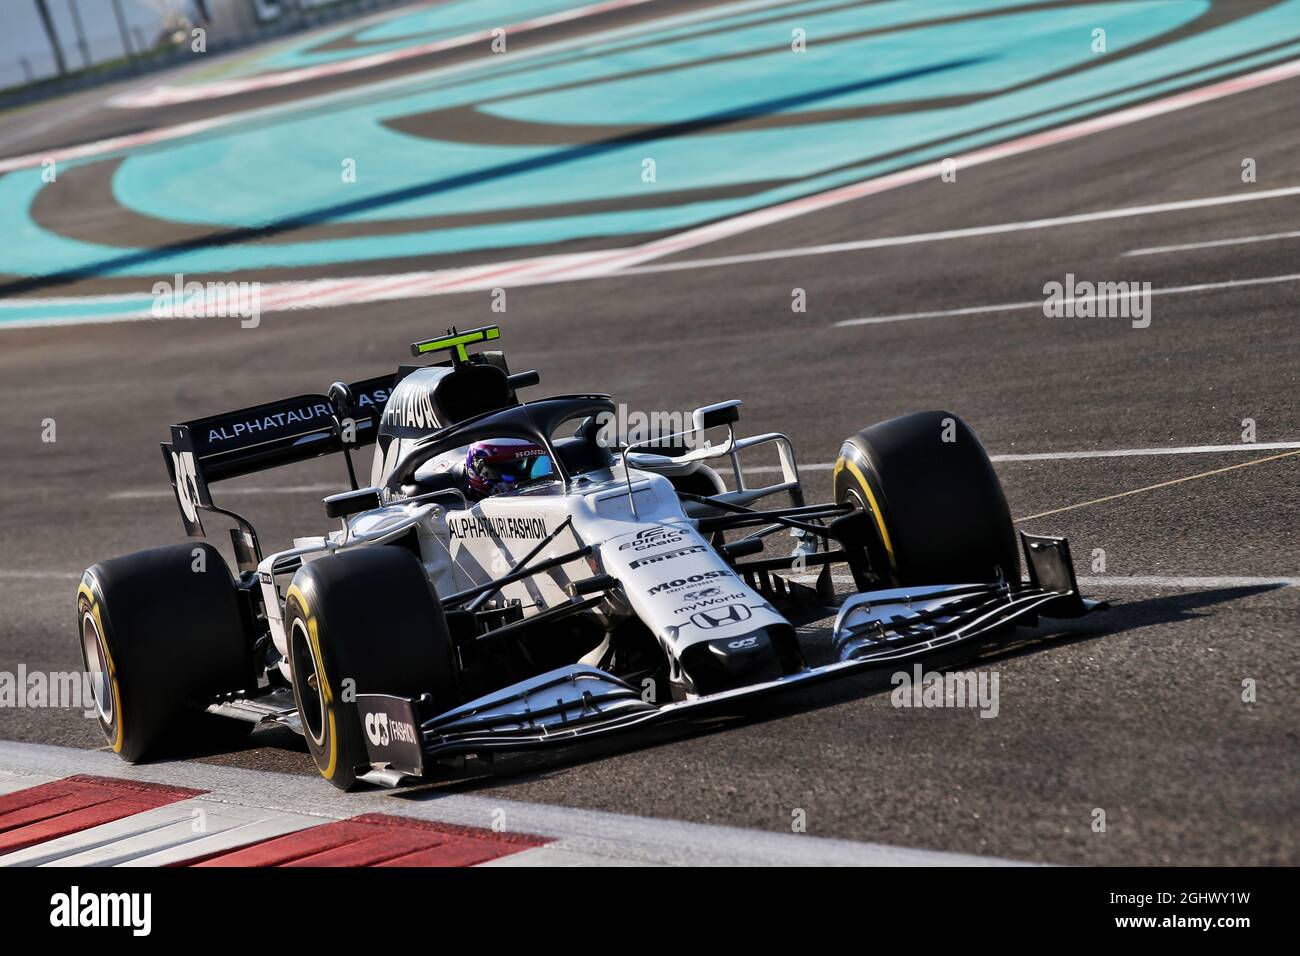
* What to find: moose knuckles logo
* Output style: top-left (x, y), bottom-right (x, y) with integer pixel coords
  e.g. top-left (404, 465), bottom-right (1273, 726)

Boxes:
top-left (364, 711), bottom-right (418, 748)
top-left (647, 569), bottom-right (733, 596)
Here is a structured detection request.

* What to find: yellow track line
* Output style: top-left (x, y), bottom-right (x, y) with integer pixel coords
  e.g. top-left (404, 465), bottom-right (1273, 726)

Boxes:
top-left (1015, 449), bottom-right (1300, 522)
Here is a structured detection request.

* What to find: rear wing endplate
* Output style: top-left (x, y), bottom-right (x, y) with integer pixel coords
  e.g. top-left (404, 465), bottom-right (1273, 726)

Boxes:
top-left (161, 373), bottom-right (394, 562)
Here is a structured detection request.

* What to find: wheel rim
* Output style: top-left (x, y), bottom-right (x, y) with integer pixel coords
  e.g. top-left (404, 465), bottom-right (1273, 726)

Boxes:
top-left (843, 486), bottom-right (868, 515)
top-left (80, 612), bottom-right (113, 725)
top-left (290, 618), bottom-right (327, 747)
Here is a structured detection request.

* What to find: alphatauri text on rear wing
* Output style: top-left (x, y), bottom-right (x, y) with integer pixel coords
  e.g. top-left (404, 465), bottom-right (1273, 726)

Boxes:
top-left (161, 373), bottom-right (394, 568)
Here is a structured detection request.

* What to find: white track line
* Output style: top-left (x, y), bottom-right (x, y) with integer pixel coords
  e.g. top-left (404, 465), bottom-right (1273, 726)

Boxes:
top-left (112, 0), bottom-right (660, 108)
top-left (0, 741), bottom-right (1024, 866)
top-left (553, 57), bottom-right (1300, 279)
top-left (617, 187), bottom-right (1300, 275)
top-left (91, 441), bottom-right (1300, 502)
top-left (0, 0), bottom-right (791, 173)
top-left (24, 568), bottom-right (1296, 592)
top-left (9, 58), bottom-right (1300, 324)
top-left (1015, 448), bottom-right (1300, 521)
top-left (0, 570), bottom-right (80, 579)
top-left (108, 483), bottom-right (340, 499)
top-left (1124, 229), bottom-right (1300, 257)
top-left (1076, 575), bottom-right (1300, 588)
top-left (797, 574), bottom-right (1299, 589)
top-left (987, 442), bottom-right (1300, 461)
top-left (729, 442), bottom-right (1300, 473)
top-left (833, 272), bottom-right (1300, 326)
top-left (0, 772), bottom-right (59, 795)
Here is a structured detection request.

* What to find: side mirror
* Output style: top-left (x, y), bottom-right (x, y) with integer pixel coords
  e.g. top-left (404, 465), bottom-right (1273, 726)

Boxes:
top-left (507, 369), bottom-right (541, 390)
top-left (327, 381), bottom-right (353, 416)
top-left (692, 400), bottom-right (741, 434)
top-left (324, 487), bottom-right (380, 519)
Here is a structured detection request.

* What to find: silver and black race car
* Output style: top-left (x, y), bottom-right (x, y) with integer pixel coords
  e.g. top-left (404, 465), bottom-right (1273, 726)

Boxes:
top-left (77, 326), bottom-right (1104, 789)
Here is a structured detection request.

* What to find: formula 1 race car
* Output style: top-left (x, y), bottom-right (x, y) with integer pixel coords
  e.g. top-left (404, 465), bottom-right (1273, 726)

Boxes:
top-left (77, 327), bottom-right (1104, 789)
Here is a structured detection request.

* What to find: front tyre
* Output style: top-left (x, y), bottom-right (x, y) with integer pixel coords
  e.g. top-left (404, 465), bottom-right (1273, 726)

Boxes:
top-left (833, 411), bottom-right (1020, 587)
top-left (285, 547), bottom-right (457, 790)
top-left (77, 543), bottom-right (254, 763)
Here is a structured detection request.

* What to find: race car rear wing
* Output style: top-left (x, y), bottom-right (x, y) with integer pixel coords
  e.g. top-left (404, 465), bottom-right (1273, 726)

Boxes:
top-left (161, 373), bottom-right (394, 569)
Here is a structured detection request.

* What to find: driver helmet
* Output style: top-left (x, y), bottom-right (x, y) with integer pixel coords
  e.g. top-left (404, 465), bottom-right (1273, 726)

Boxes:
top-left (465, 438), bottom-right (553, 498)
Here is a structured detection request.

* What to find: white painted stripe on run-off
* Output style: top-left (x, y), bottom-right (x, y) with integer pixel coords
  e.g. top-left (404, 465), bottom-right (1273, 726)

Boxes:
top-left (555, 57), bottom-right (1300, 279)
top-left (0, 772), bottom-right (59, 796)
top-left (0, 742), bottom-right (1026, 866)
top-left (90, 441), bottom-right (1300, 502)
top-left (1124, 228), bottom-right (1300, 256)
top-left (1077, 576), bottom-right (1300, 588)
top-left (617, 186), bottom-right (1300, 276)
top-left (0, 796), bottom-right (321, 868)
top-left (0, 570), bottom-right (81, 579)
top-left (796, 574), bottom-right (1300, 589)
top-left (833, 273), bottom-right (1300, 326)
top-left (111, 0), bottom-right (661, 108)
top-left (0, 0), bottom-right (790, 173)
top-left (723, 441), bottom-right (1300, 473)
top-left (9, 58), bottom-right (1300, 325)
top-left (988, 441), bottom-right (1300, 461)
top-left (108, 483), bottom-right (341, 499)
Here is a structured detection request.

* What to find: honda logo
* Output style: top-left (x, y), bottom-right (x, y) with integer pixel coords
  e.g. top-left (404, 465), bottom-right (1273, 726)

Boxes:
top-left (689, 603), bottom-right (753, 629)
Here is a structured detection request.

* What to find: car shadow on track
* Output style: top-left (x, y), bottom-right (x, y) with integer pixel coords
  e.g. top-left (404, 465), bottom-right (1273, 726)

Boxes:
top-left (382, 584), bottom-right (1282, 798)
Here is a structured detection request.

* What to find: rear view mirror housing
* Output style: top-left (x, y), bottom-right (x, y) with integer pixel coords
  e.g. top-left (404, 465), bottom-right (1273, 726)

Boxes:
top-left (692, 400), bottom-right (741, 434)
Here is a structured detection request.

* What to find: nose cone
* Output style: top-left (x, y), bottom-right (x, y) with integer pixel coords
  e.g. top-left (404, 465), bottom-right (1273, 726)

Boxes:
top-left (678, 624), bottom-right (801, 696)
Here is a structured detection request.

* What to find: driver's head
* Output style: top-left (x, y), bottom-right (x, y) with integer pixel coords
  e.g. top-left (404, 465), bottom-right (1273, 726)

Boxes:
top-left (465, 438), bottom-right (552, 499)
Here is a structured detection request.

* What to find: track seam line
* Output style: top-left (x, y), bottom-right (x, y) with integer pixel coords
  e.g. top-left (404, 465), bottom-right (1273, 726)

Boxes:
top-left (1014, 449), bottom-right (1300, 522)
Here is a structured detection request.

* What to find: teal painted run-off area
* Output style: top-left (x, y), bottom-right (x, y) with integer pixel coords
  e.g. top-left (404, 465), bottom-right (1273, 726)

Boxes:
top-left (4, 0), bottom-right (1300, 323)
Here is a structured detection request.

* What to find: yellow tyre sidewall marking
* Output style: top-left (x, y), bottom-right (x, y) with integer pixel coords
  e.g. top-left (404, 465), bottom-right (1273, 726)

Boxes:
top-left (77, 580), bottom-right (124, 754)
top-left (286, 584), bottom-right (338, 781)
top-left (834, 456), bottom-right (897, 575)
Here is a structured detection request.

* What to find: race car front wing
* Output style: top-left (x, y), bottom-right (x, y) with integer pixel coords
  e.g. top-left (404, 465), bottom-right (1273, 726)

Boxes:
top-left (355, 532), bottom-right (1106, 784)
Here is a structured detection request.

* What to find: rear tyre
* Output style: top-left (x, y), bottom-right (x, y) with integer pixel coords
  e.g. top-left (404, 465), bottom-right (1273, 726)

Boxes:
top-left (833, 411), bottom-right (1020, 587)
top-left (76, 543), bottom-right (254, 763)
top-left (285, 547), bottom-right (457, 790)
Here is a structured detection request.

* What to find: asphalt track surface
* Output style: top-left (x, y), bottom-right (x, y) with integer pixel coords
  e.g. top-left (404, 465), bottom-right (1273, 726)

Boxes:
top-left (0, 0), bottom-right (1296, 866)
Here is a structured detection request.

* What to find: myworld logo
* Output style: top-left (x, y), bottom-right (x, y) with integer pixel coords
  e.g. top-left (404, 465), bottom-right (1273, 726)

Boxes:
top-left (675, 593), bottom-right (745, 614)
